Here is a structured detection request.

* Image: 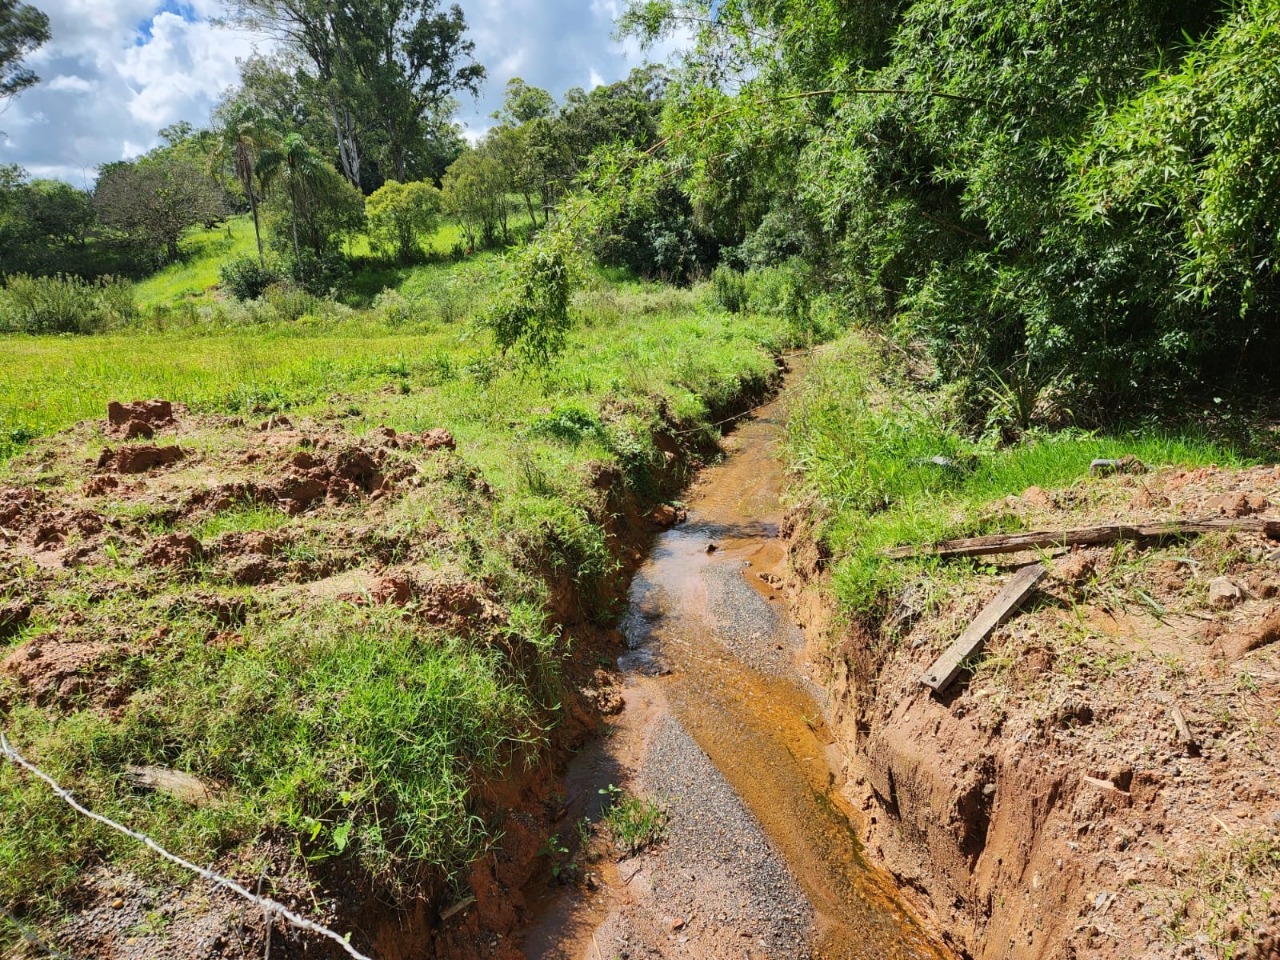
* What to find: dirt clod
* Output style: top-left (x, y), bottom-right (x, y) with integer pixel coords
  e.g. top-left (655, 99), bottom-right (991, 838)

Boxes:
top-left (97, 444), bottom-right (185, 474)
top-left (1, 637), bottom-right (113, 706)
top-left (1209, 576), bottom-right (1244, 608)
top-left (421, 428), bottom-right (457, 452)
top-left (1215, 609), bottom-right (1280, 661)
top-left (143, 533), bottom-right (203, 568)
top-left (107, 400), bottom-right (176, 436)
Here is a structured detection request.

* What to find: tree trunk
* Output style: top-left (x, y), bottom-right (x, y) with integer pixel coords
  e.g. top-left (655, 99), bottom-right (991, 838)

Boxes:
top-left (330, 97), bottom-right (361, 188)
top-left (248, 187), bottom-right (264, 266)
top-left (290, 196), bottom-right (302, 269)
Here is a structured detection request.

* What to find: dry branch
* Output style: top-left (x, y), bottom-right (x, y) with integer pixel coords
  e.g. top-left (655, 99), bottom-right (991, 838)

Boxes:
top-left (0, 734), bottom-right (373, 960)
top-left (886, 518), bottom-right (1280, 561)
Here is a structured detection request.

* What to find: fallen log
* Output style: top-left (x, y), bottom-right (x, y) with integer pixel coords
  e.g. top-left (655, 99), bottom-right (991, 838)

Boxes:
top-left (886, 518), bottom-right (1280, 561)
top-left (921, 563), bottom-right (1047, 694)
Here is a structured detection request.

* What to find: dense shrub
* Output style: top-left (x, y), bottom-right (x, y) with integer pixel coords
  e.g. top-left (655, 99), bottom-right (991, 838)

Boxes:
top-left (219, 256), bottom-right (282, 301)
top-left (289, 250), bottom-right (351, 297)
top-left (626, 0), bottom-right (1276, 414)
top-left (0, 274), bottom-right (136, 334)
top-left (710, 264), bottom-right (748, 313)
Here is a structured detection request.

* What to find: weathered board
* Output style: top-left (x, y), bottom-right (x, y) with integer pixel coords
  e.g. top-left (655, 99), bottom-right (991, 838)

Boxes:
top-left (920, 563), bottom-right (1048, 694)
top-left (887, 518), bottom-right (1280, 561)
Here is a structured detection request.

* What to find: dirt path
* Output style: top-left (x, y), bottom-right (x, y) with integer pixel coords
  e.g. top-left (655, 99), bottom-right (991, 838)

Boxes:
top-left (519, 365), bottom-right (948, 960)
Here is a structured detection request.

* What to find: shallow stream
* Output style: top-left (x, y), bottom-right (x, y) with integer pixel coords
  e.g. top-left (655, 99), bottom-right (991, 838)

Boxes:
top-left (521, 363), bottom-right (947, 960)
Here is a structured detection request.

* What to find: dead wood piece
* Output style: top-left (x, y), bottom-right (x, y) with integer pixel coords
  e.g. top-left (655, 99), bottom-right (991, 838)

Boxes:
top-left (886, 518), bottom-right (1280, 561)
top-left (440, 897), bottom-right (475, 922)
top-left (1169, 705), bottom-right (1199, 754)
top-left (125, 766), bottom-right (216, 806)
top-left (920, 563), bottom-right (1047, 694)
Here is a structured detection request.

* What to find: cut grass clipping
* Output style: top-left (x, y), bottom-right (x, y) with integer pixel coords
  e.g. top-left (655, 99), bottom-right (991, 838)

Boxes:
top-left (599, 784), bottom-right (667, 857)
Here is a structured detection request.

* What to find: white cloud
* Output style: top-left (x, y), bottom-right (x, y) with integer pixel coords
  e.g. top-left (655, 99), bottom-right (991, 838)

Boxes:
top-left (45, 75), bottom-right (96, 93)
top-left (3, 1), bottom-right (686, 183)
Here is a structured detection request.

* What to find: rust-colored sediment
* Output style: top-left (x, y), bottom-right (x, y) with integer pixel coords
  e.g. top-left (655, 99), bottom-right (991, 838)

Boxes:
top-left (523, 361), bottom-right (949, 959)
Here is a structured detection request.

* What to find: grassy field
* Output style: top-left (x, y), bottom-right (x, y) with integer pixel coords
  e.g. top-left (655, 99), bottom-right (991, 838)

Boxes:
top-left (786, 334), bottom-right (1252, 616)
top-left (0, 252), bottom-right (796, 942)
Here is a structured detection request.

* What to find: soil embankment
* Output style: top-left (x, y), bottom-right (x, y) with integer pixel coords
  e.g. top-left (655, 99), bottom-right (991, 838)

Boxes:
top-left (783, 403), bottom-right (1280, 958)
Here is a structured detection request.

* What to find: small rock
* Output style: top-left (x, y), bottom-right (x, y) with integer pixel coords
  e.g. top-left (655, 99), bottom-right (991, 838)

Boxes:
top-left (1208, 577), bottom-right (1244, 608)
top-left (670, 917), bottom-right (686, 931)
top-left (651, 504), bottom-right (679, 527)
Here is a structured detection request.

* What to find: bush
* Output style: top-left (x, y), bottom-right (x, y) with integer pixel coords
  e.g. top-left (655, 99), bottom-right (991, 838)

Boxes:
top-left (262, 282), bottom-right (319, 323)
top-left (289, 250), bottom-right (350, 297)
top-left (0, 274), bottom-right (136, 334)
top-left (219, 256), bottom-right (281, 301)
top-left (372, 289), bottom-right (417, 327)
top-left (710, 264), bottom-right (749, 313)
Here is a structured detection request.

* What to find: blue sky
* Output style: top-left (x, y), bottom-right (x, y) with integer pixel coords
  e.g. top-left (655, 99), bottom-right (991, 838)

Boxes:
top-left (1, 0), bottom-right (681, 183)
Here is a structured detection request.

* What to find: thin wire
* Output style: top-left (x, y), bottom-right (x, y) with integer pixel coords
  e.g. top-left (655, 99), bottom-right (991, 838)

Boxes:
top-left (0, 906), bottom-right (81, 960)
top-left (0, 734), bottom-right (373, 960)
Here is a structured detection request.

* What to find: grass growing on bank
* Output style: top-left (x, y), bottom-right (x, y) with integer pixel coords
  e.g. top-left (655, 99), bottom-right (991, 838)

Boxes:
top-left (0, 267), bottom-right (794, 931)
top-left (786, 334), bottom-right (1250, 616)
top-left (132, 217), bottom-right (259, 306)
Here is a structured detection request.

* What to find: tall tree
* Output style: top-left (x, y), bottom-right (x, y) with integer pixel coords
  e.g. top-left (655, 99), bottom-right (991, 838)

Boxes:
top-left (211, 101), bottom-right (278, 264)
top-left (0, 0), bottom-right (49, 107)
top-left (257, 132), bottom-right (329, 266)
top-left (227, 0), bottom-right (484, 188)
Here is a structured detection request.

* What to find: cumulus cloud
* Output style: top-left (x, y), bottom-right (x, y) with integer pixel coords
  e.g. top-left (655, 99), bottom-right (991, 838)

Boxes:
top-left (2, 1), bottom-right (683, 184)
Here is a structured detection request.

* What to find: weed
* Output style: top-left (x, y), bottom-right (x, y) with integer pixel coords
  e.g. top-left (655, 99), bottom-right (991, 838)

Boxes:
top-left (599, 784), bottom-right (667, 856)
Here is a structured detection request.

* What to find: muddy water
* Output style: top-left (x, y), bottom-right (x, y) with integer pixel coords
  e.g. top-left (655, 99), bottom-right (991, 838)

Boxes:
top-left (522, 366), bottom-right (946, 960)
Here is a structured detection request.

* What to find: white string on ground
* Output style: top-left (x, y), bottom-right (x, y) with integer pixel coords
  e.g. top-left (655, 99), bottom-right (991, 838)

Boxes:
top-left (0, 733), bottom-right (373, 960)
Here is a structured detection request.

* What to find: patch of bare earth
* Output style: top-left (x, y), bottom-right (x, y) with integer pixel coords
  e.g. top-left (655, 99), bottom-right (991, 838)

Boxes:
top-left (789, 463), bottom-right (1280, 960)
top-left (0, 398), bottom-right (697, 960)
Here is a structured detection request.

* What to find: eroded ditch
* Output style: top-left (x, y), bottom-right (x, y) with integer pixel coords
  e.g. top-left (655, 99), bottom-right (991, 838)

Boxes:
top-left (520, 365), bottom-right (949, 960)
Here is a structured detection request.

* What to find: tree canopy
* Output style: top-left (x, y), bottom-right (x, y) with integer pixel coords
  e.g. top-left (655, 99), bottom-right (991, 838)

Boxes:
top-left (0, 0), bottom-right (49, 105)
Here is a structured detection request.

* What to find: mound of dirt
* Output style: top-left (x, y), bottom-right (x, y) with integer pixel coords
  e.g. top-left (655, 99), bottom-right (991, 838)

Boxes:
top-left (107, 399), bottom-right (178, 439)
top-left (97, 444), bottom-right (185, 474)
top-left (142, 533), bottom-right (203, 568)
top-left (0, 486), bottom-right (46, 528)
top-left (1, 637), bottom-right (114, 706)
top-left (214, 530), bottom-right (282, 558)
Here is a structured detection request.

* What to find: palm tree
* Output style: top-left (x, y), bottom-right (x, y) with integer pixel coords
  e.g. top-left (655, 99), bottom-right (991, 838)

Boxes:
top-left (211, 102), bottom-right (277, 265)
top-left (257, 134), bottom-right (329, 270)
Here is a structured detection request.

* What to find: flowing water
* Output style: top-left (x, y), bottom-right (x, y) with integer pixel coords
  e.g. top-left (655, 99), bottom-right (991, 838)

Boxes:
top-left (521, 364), bottom-right (947, 960)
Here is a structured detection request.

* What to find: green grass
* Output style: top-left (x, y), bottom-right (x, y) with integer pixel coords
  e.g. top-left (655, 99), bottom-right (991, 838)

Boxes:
top-left (133, 212), bottom-right (532, 311)
top-left (787, 334), bottom-right (1251, 615)
top-left (600, 784), bottom-right (667, 856)
top-left (133, 217), bottom-right (259, 306)
top-left (0, 263), bottom-right (794, 932)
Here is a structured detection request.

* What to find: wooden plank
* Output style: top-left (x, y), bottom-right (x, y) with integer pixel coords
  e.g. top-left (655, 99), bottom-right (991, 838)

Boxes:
top-left (921, 563), bottom-right (1047, 694)
top-left (886, 518), bottom-right (1280, 561)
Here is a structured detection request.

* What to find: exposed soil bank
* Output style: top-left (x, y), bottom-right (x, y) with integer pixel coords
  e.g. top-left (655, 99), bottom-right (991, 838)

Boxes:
top-left (782, 404), bottom-right (1280, 957)
top-left (518, 362), bottom-right (948, 960)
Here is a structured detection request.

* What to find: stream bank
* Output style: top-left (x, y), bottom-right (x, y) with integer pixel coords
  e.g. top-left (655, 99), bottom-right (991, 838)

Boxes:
top-left (518, 358), bottom-right (948, 960)
top-left (780, 338), bottom-right (1280, 960)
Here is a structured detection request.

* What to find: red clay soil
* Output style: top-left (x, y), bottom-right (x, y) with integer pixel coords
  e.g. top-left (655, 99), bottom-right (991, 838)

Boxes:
top-left (786, 464), bottom-right (1280, 960)
top-left (0, 392), bottom-right (718, 960)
